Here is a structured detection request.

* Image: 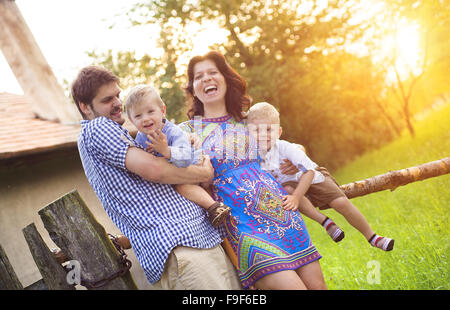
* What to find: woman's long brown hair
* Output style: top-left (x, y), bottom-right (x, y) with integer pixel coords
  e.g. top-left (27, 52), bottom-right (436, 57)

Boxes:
top-left (185, 51), bottom-right (251, 121)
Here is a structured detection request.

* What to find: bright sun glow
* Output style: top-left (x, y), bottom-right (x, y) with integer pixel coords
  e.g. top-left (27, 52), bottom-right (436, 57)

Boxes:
top-left (396, 24), bottom-right (422, 68)
top-left (175, 21), bottom-right (229, 76)
top-left (384, 20), bottom-right (423, 82)
top-left (189, 22), bottom-right (229, 57)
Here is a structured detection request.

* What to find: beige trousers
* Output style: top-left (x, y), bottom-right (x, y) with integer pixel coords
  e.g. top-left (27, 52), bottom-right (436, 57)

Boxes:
top-left (152, 245), bottom-right (242, 290)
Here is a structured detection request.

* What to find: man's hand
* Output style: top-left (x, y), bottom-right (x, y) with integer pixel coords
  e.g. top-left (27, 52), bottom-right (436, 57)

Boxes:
top-left (280, 159), bottom-right (299, 175)
top-left (282, 194), bottom-right (300, 211)
top-left (146, 129), bottom-right (171, 159)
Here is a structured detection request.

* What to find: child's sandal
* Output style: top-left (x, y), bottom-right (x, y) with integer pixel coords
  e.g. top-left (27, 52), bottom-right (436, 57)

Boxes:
top-left (207, 202), bottom-right (231, 228)
top-left (322, 217), bottom-right (345, 242)
top-left (368, 234), bottom-right (395, 251)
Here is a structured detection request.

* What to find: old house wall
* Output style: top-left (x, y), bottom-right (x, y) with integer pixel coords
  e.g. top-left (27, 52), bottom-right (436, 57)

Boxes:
top-left (0, 150), bottom-right (152, 289)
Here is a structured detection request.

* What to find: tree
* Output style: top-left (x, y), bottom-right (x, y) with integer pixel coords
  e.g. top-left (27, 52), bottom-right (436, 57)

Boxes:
top-left (123, 0), bottom-right (396, 169)
top-left (88, 0), bottom-right (449, 169)
top-left (365, 0), bottom-right (450, 137)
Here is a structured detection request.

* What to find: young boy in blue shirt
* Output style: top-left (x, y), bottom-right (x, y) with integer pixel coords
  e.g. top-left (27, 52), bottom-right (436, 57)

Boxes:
top-left (125, 85), bottom-right (230, 228)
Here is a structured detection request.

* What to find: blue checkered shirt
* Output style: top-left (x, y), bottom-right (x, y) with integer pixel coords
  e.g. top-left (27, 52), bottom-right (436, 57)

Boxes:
top-left (77, 117), bottom-right (222, 284)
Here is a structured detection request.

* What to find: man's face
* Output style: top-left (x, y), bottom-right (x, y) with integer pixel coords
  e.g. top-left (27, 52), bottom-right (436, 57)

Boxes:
top-left (82, 82), bottom-right (125, 125)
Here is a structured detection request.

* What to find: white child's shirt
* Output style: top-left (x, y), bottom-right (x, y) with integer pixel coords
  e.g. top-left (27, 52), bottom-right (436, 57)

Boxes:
top-left (261, 139), bottom-right (325, 185)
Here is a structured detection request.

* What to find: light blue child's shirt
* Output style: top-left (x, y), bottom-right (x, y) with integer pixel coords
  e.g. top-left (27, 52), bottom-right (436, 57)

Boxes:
top-left (135, 119), bottom-right (201, 168)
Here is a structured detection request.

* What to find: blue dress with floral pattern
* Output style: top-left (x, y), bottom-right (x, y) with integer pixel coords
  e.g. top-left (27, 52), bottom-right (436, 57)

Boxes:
top-left (179, 115), bottom-right (321, 288)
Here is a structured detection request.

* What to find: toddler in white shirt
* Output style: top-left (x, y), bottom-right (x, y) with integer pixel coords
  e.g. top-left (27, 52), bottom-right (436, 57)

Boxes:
top-left (247, 102), bottom-right (394, 251)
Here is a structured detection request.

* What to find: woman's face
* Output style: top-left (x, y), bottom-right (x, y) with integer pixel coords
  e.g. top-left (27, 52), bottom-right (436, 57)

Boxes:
top-left (192, 59), bottom-right (227, 107)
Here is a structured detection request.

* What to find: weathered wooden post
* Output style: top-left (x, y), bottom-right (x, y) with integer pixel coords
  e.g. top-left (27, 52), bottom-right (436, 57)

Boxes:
top-left (0, 243), bottom-right (23, 290)
top-left (38, 190), bottom-right (138, 290)
top-left (22, 223), bottom-right (75, 290)
top-left (0, 0), bottom-right (79, 123)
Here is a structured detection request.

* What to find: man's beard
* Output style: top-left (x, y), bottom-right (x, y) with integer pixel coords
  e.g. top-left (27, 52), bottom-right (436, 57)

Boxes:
top-left (92, 107), bottom-right (125, 125)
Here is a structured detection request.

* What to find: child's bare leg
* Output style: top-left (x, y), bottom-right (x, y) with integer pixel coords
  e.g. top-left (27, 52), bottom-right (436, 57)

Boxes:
top-left (174, 184), bottom-right (215, 210)
top-left (284, 185), bottom-right (344, 242)
top-left (174, 184), bottom-right (231, 228)
top-left (328, 197), bottom-right (374, 239)
top-left (283, 184), bottom-right (296, 195)
top-left (329, 197), bottom-right (394, 251)
top-left (284, 185), bottom-right (326, 223)
top-left (297, 196), bottom-right (327, 224)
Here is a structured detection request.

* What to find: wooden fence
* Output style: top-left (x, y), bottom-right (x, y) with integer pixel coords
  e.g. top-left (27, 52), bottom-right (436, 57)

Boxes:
top-left (0, 190), bottom-right (138, 290)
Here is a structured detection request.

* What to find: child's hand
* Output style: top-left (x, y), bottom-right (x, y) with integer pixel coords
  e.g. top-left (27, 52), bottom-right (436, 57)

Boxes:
top-left (145, 142), bottom-right (156, 155)
top-left (144, 142), bottom-right (161, 157)
top-left (282, 195), bottom-right (300, 211)
top-left (147, 129), bottom-right (171, 159)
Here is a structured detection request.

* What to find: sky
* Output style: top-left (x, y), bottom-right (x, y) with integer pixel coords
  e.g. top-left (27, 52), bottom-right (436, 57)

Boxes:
top-left (0, 0), bottom-right (161, 94)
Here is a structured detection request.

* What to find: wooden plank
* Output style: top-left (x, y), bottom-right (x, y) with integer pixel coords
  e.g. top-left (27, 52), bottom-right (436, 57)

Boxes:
top-left (0, 242), bottom-right (23, 290)
top-left (0, 0), bottom-right (79, 123)
top-left (38, 190), bottom-right (138, 290)
top-left (22, 223), bottom-right (75, 290)
top-left (24, 279), bottom-right (48, 290)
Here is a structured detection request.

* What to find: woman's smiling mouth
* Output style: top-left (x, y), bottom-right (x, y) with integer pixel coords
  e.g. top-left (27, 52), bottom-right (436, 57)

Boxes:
top-left (204, 85), bottom-right (218, 94)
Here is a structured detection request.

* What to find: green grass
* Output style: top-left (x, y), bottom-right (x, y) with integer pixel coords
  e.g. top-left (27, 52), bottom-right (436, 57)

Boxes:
top-left (305, 104), bottom-right (450, 290)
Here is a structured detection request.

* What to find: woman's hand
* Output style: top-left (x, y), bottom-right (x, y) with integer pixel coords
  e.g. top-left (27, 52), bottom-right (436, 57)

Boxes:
top-left (280, 159), bottom-right (299, 175)
top-left (187, 132), bottom-right (202, 149)
top-left (280, 144), bottom-right (306, 174)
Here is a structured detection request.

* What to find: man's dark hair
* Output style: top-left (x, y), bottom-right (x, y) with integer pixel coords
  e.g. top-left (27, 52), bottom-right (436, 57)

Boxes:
top-left (71, 66), bottom-right (119, 118)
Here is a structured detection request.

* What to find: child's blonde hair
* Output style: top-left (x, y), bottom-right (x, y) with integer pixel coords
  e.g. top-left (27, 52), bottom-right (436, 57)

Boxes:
top-left (124, 84), bottom-right (165, 116)
top-left (247, 102), bottom-right (280, 125)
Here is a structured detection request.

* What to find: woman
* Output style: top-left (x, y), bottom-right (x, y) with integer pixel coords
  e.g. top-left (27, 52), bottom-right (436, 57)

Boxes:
top-left (179, 51), bottom-right (327, 290)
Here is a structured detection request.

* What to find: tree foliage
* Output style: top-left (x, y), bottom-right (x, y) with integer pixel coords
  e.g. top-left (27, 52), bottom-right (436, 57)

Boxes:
top-left (87, 49), bottom-right (186, 122)
top-left (87, 0), bottom-right (449, 169)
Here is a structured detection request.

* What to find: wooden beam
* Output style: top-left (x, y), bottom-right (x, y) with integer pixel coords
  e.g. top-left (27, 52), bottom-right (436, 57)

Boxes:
top-left (22, 223), bottom-right (75, 290)
top-left (0, 0), bottom-right (79, 124)
top-left (0, 242), bottom-right (23, 290)
top-left (339, 157), bottom-right (450, 199)
top-left (38, 190), bottom-right (138, 290)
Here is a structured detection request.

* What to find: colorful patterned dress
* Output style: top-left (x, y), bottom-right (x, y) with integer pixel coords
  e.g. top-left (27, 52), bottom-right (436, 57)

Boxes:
top-left (179, 115), bottom-right (321, 288)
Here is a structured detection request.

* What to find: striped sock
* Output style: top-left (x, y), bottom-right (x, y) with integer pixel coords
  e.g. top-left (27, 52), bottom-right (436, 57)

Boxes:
top-left (369, 234), bottom-right (395, 251)
top-left (321, 217), bottom-right (345, 242)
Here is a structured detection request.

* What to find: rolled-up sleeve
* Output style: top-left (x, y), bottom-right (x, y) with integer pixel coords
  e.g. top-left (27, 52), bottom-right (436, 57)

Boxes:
top-left (89, 118), bottom-right (132, 170)
top-left (166, 124), bottom-right (197, 168)
top-left (281, 141), bottom-right (325, 183)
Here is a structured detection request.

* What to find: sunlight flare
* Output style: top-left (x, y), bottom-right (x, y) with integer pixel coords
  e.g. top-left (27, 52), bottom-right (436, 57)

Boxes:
top-left (385, 20), bottom-right (424, 81)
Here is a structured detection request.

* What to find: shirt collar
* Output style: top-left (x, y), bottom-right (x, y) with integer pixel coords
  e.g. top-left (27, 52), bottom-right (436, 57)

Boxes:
top-left (161, 118), bottom-right (170, 133)
top-left (263, 139), bottom-right (281, 163)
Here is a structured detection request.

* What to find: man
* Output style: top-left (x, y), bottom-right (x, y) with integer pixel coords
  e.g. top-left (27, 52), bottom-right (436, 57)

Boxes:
top-left (71, 66), bottom-right (241, 289)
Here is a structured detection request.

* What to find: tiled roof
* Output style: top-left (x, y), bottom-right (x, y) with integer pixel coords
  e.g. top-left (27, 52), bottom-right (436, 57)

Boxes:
top-left (0, 92), bottom-right (136, 160)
